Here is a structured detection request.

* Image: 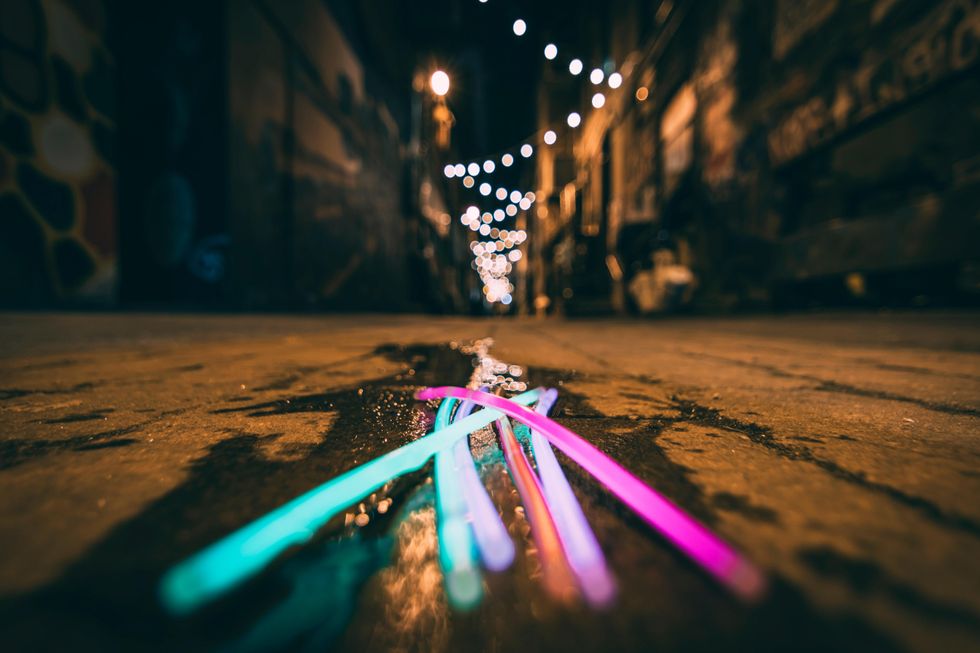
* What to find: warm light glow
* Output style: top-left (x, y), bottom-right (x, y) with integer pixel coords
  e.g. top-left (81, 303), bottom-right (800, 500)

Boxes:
top-left (483, 159), bottom-right (495, 173)
top-left (510, 190), bottom-right (522, 203)
top-left (505, 204), bottom-right (517, 217)
top-left (444, 164), bottom-right (455, 178)
top-left (479, 182), bottom-right (491, 196)
top-left (544, 43), bottom-right (558, 60)
top-left (519, 197), bottom-right (531, 210)
top-left (567, 112), bottom-right (581, 128)
top-left (454, 163), bottom-right (466, 176)
top-left (592, 92), bottom-right (605, 108)
top-left (463, 175), bottom-right (475, 188)
top-left (608, 72), bottom-right (622, 89)
top-left (493, 209), bottom-right (505, 222)
top-left (568, 59), bottom-right (583, 75)
top-left (467, 162), bottom-right (480, 176)
top-left (479, 224), bottom-right (491, 236)
top-left (512, 19), bottom-right (526, 36)
top-left (520, 143), bottom-right (533, 158)
top-left (430, 70), bottom-right (450, 97)
top-left (501, 153), bottom-right (514, 167)
top-left (635, 86), bottom-right (649, 102)
top-left (495, 187), bottom-right (507, 201)
top-left (589, 68), bottom-right (604, 84)
top-left (544, 130), bottom-right (557, 145)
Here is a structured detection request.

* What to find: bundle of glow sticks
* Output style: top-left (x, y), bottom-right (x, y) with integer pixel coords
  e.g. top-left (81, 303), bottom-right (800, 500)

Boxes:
top-left (160, 386), bottom-right (764, 616)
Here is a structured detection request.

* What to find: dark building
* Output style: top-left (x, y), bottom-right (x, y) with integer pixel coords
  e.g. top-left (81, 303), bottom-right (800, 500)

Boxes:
top-left (531, 0), bottom-right (980, 315)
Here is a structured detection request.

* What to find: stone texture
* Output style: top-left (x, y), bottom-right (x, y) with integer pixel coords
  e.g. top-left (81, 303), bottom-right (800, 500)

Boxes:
top-left (0, 312), bottom-right (977, 652)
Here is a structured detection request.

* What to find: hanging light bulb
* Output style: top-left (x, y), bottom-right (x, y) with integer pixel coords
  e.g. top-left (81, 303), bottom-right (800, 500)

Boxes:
top-left (608, 72), bottom-right (623, 89)
top-left (592, 92), bottom-right (605, 108)
top-left (430, 70), bottom-right (450, 96)
top-left (567, 112), bottom-right (581, 128)
top-left (544, 130), bottom-right (557, 145)
top-left (520, 143), bottom-right (533, 158)
top-left (544, 43), bottom-right (558, 60)
top-left (568, 59), bottom-right (583, 75)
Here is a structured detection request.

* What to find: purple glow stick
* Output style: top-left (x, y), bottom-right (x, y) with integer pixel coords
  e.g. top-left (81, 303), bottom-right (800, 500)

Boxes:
top-left (530, 389), bottom-right (616, 606)
top-left (450, 394), bottom-right (515, 571)
top-left (416, 386), bottom-right (766, 601)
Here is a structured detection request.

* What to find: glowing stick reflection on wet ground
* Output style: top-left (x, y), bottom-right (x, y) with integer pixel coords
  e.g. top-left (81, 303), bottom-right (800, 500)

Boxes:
top-left (434, 399), bottom-right (483, 609)
top-left (160, 388), bottom-right (542, 615)
top-left (415, 386), bottom-right (766, 601)
top-left (496, 416), bottom-right (577, 600)
top-left (452, 395), bottom-right (515, 571)
top-left (530, 389), bottom-right (616, 606)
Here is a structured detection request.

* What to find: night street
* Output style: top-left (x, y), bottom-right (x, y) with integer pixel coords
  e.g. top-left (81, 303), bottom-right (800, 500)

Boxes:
top-left (3, 0), bottom-right (980, 650)
top-left (1, 311), bottom-right (978, 651)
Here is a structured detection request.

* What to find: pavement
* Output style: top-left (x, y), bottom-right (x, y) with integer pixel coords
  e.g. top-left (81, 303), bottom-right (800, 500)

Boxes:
top-left (0, 311), bottom-right (978, 652)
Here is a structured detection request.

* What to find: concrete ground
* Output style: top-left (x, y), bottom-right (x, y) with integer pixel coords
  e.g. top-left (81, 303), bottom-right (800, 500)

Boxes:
top-left (0, 311), bottom-right (978, 652)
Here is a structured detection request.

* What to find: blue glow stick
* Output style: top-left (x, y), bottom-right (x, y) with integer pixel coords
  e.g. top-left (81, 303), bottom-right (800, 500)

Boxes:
top-left (434, 399), bottom-right (483, 609)
top-left (452, 395), bottom-right (515, 571)
top-left (530, 389), bottom-right (616, 606)
top-left (160, 388), bottom-right (542, 615)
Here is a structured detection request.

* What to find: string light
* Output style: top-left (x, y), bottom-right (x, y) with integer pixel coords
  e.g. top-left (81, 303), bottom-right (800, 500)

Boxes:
top-left (467, 162), bottom-right (480, 176)
top-left (589, 68), bottom-right (604, 84)
top-left (635, 86), bottom-right (649, 102)
top-left (495, 187), bottom-right (507, 200)
top-left (509, 190), bottom-right (522, 203)
top-left (544, 130), bottom-right (557, 145)
top-left (567, 112), bottom-right (581, 128)
top-left (479, 182), bottom-right (492, 196)
top-left (512, 19), bottom-right (526, 36)
top-left (544, 43), bottom-right (558, 60)
top-left (608, 72), bottom-right (622, 89)
top-left (501, 153), bottom-right (514, 167)
top-left (592, 93), bottom-right (605, 108)
top-left (568, 59), bottom-right (583, 75)
top-left (520, 143), bottom-right (533, 158)
top-left (454, 163), bottom-right (466, 176)
top-left (444, 164), bottom-right (456, 178)
top-left (483, 159), bottom-right (495, 173)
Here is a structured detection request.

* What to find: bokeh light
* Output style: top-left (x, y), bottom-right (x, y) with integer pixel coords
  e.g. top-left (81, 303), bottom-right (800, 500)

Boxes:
top-left (592, 92), bottom-right (605, 108)
top-left (567, 112), bottom-right (581, 128)
top-left (608, 72), bottom-right (623, 89)
top-left (430, 70), bottom-right (450, 96)
top-left (520, 143), bottom-right (533, 158)
top-left (512, 19), bottom-right (526, 36)
top-left (569, 59), bottom-right (583, 75)
top-left (590, 68), bottom-right (604, 84)
top-left (544, 43), bottom-right (558, 60)
top-left (544, 130), bottom-right (557, 145)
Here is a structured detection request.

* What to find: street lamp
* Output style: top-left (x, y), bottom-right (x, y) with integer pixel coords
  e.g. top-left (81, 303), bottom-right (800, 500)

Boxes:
top-left (430, 70), bottom-right (450, 97)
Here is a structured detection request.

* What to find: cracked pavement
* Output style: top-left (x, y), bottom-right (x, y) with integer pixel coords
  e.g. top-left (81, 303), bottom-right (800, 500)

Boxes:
top-left (0, 311), bottom-right (978, 652)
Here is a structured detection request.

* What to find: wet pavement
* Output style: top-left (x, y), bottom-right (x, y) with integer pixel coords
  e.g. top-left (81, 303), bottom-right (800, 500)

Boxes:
top-left (0, 311), bottom-right (978, 652)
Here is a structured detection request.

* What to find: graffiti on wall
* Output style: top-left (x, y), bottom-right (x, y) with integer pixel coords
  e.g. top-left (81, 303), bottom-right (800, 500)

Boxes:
top-left (0, 0), bottom-right (115, 304)
top-left (768, 0), bottom-right (980, 166)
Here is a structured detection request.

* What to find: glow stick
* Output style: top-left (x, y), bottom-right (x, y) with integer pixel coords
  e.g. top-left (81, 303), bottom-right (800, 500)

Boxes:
top-left (451, 395), bottom-right (515, 571)
top-left (160, 388), bottom-right (542, 615)
top-left (434, 399), bottom-right (483, 608)
top-left (530, 389), bottom-right (616, 606)
top-left (416, 387), bottom-right (765, 601)
top-left (496, 417), bottom-right (577, 600)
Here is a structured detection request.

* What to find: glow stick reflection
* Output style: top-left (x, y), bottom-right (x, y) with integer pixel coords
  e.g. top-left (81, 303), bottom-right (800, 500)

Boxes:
top-left (530, 389), bottom-right (616, 606)
top-left (433, 399), bottom-right (482, 609)
top-left (451, 394), bottom-right (516, 571)
top-left (415, 387), bottom-right (766, 601)
top-left (160, 388), bottom-right (542, 615)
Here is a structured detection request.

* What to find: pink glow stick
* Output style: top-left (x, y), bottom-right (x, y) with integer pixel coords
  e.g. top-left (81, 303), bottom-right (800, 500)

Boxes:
top-left (416, 386), bottom-right (765, 601)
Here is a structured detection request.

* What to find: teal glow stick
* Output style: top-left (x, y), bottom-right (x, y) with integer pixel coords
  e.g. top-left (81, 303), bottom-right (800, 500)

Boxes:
top-left (160, 388), bottom-right (542, 615)
top-left (434, 399), bottom-right (483, 609)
